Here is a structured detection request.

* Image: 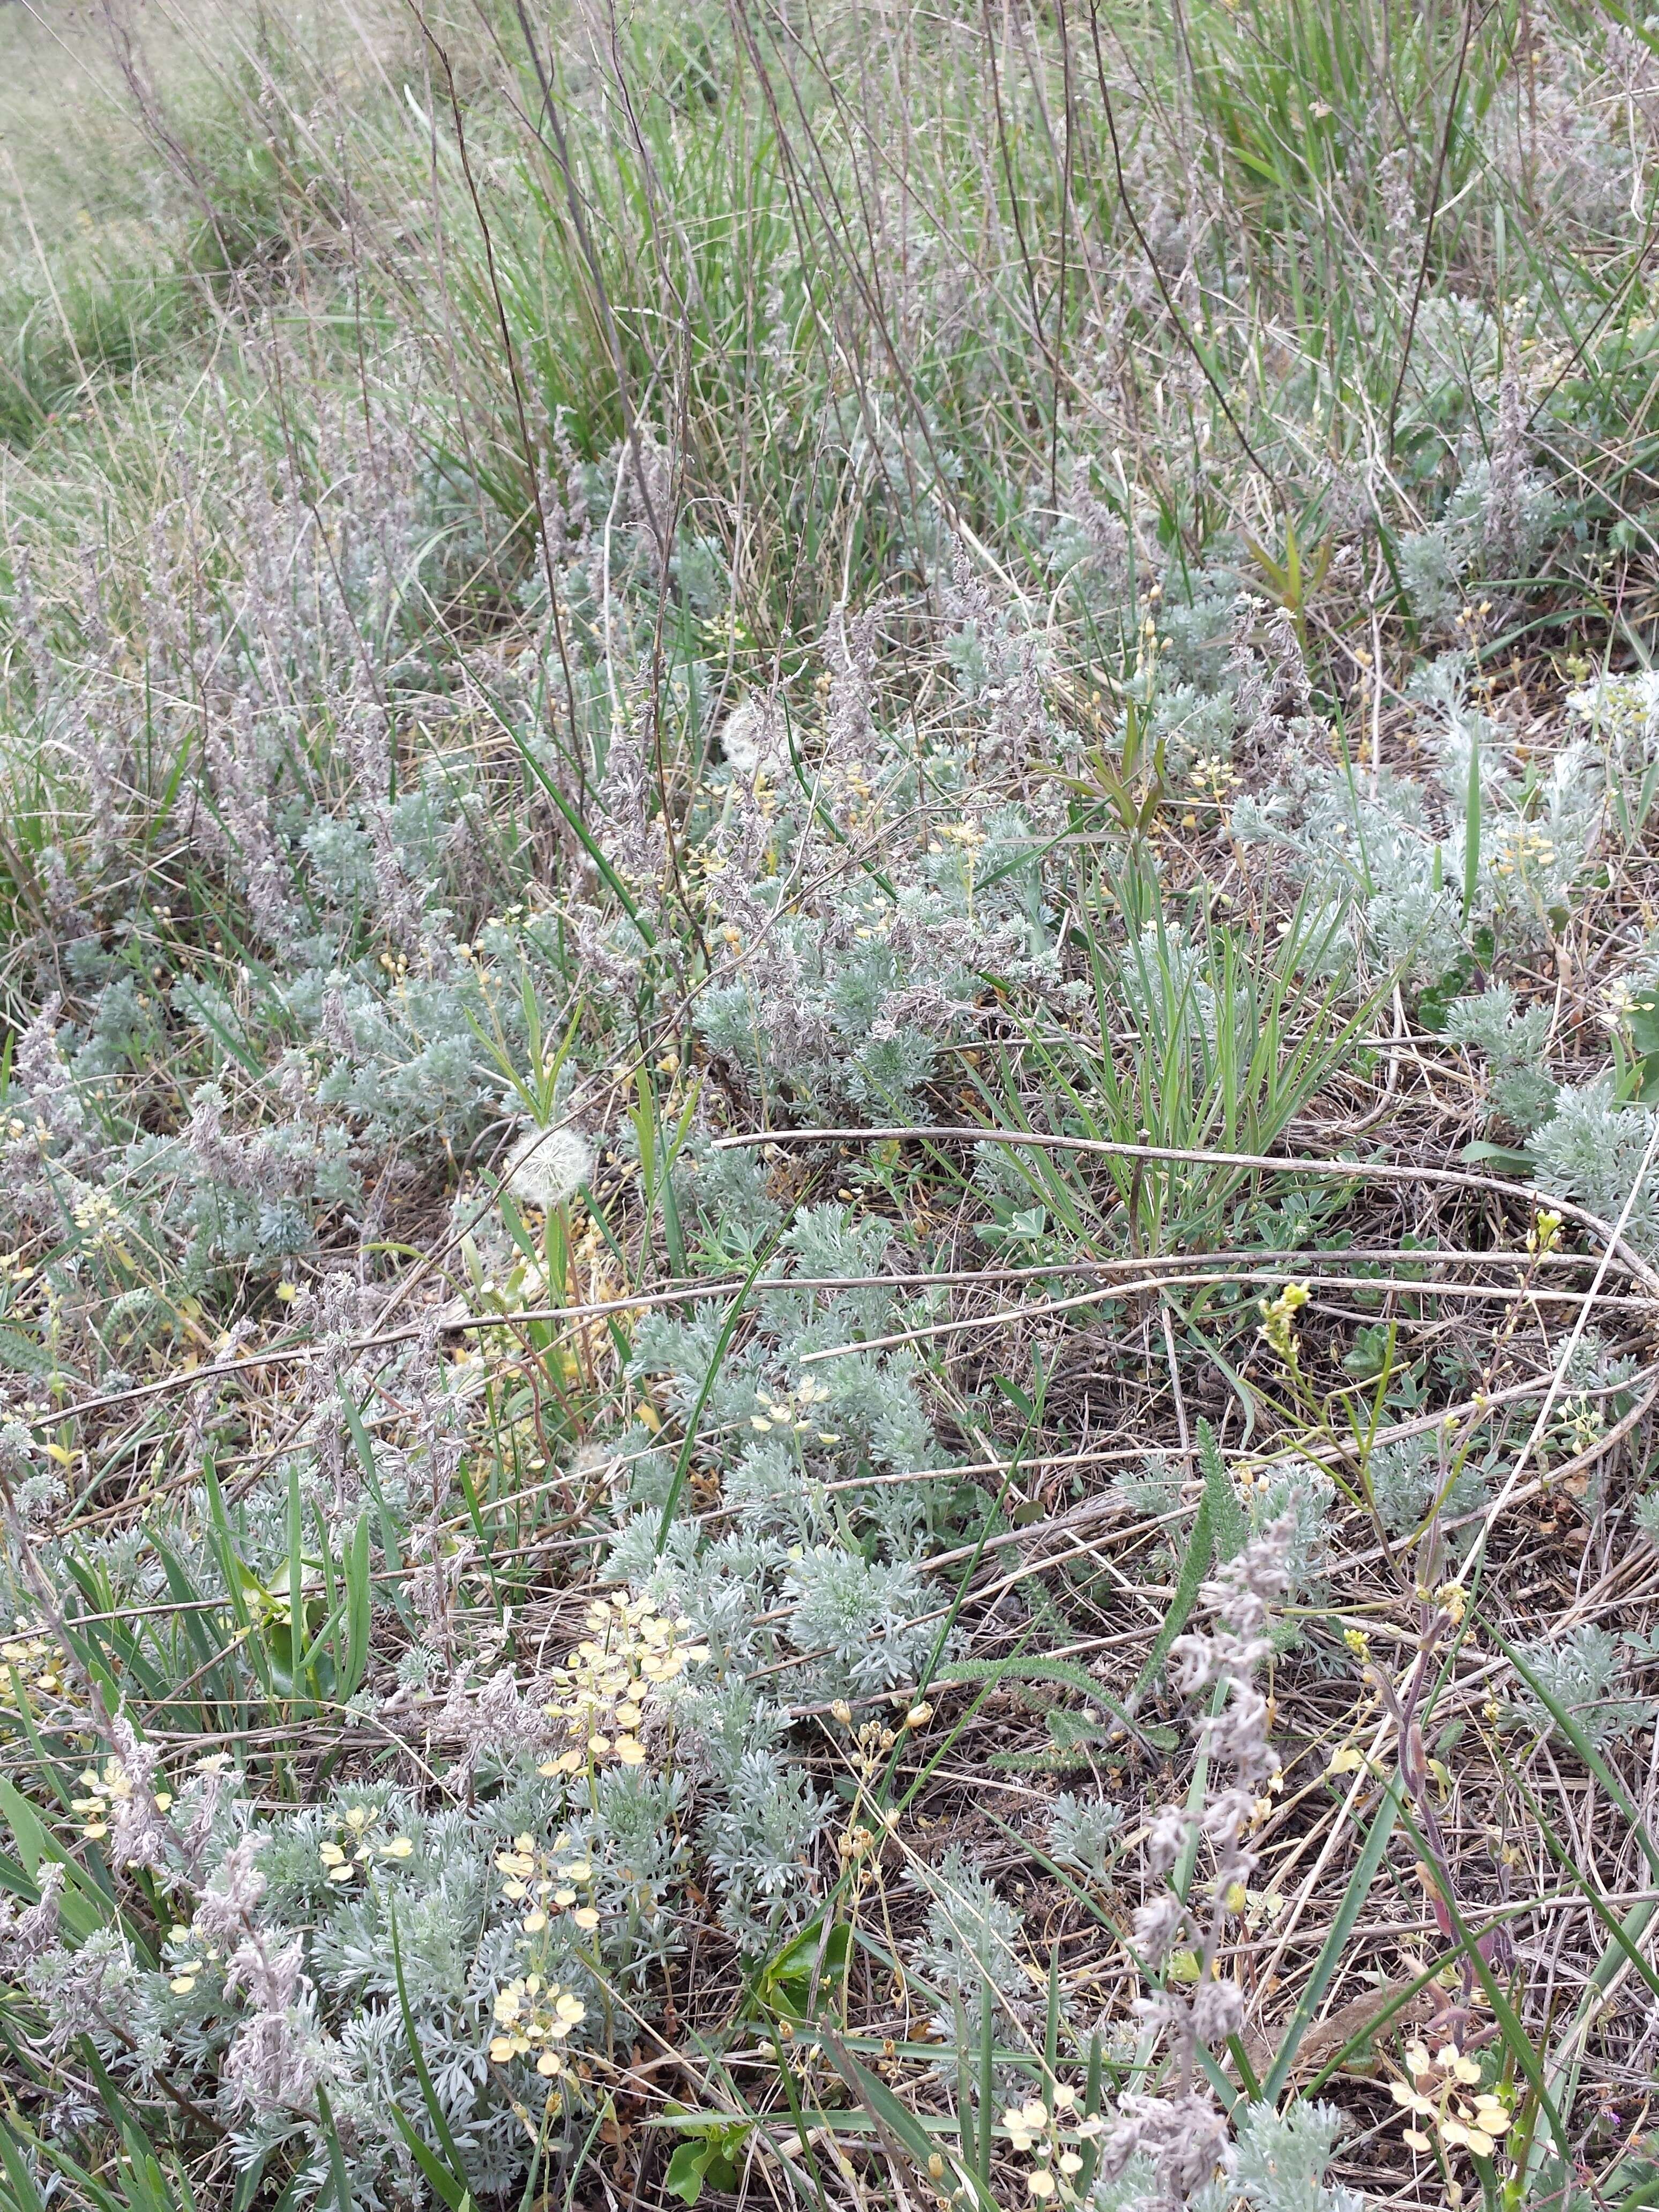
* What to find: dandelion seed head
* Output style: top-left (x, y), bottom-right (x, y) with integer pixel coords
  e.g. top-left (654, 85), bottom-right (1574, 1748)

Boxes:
top-left (502, 1125), bottom-right (595, 1213)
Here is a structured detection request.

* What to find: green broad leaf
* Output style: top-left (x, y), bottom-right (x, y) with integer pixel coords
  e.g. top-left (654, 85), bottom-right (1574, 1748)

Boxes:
top-left (752, 1917), bottom-right (852, 2019)
top-left (661, 2119), bottom-right (751, 2204)
top-left (1460, 1141), bottom-right (1536, 1171)
top-left (663, 2142), bottom-right (713, 2206)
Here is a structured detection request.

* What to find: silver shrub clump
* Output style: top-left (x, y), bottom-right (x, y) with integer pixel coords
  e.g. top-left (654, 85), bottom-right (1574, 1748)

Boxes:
top-left (1101, 1513), bottom-right (1297, 2208)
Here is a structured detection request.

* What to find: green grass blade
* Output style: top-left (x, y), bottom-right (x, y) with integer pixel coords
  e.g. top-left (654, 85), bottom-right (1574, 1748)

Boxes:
top-left (1261, 1780), bottom-right (1401, 2099)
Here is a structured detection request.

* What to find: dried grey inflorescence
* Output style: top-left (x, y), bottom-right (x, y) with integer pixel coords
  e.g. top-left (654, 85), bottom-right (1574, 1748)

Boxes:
top-left (221, 1935), bottom-right (319, 2116)
top-left (194, 1834), bottom-right (270, 1942)
top-left (0, 1863), bottom-right (64, 1974)
top-left (1097, 1514), bottom-right (1296, 2207)
top-left (106, 1717), bottom-right (173, 1876)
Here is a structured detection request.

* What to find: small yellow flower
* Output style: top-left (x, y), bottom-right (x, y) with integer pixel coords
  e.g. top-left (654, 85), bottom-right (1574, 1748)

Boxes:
top-left (1528, 1208), bottom-right (1564, 1257)
top-left (1189, 754), bottom-right (1242, 803)
top-left (1392, 2040), bottom-right (1511, 2163)
top-left (1001, 2101), bottom-right (1047, 2153)
top-left (1258, 1281), bottom-right (1311, 1361)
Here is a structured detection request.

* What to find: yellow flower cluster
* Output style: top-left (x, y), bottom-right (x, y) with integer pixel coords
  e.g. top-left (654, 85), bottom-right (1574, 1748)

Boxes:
top-left (459, 900), bottom-right (536, 956)
top-left (1556, 1389), bottom-right (1604, 1456)
top-left (538, 1595), bottom-right (708, 1777)
top-left (1492, 827), bottom-right (1556, 880)
top-left (72, 1755), bottom-right (170, 1841)
top-left (495, 1832), bottom-right (600, 1934)
top-left (1391, 2039), bottom-right (1513, 2159)
top-left (489, 1975), bottom-right (586, 2075)
top-left (1603, 978), bottom-right (1643, 1026)
top-left (1, 1631), bottom-right (66, 1700)
top-left (926, 817), bottom-right (989, 912)
top-left (1189, 754), bottom-right (1241, 803)
top-left (928, 817), bottom-right (988, 856)
top-left (750, 1374), bottom-right (839, 1443)
top-left (318, 1804), bottom-right (415, 1884)
top-left (1527, 1208), bottom-right (1564, 1257)
top-left (71, 1188), bottom-right (133, 1262)
top-left (999, 2087), bottom-right (1102, 2201)
top-left (1257, 1280), bottom-right (1310, 1361)
top-left (166, 1931), bottom-right (223, 1995)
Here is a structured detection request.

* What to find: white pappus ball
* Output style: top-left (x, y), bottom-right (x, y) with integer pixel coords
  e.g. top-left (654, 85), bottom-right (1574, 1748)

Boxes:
top-left (501, 1123), bottom-right (595, 1212)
